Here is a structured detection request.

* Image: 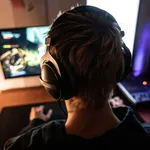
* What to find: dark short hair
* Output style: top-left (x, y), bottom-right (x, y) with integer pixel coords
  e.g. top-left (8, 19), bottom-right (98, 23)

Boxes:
top-left (48, 7), bottom-right (124, 109)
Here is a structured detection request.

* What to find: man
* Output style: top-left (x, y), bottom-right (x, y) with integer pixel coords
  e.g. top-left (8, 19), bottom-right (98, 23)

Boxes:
top-left (4, 5), bottom-right (150, 149)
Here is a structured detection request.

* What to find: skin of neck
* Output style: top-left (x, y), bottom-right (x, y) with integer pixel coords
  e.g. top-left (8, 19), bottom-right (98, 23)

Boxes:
top-left (65, 97), bottom-right (120, 139)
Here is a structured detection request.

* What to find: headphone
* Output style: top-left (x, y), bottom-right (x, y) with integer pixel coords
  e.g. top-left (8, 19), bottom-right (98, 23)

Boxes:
top-left (40, 5), bottom-right (131, 101)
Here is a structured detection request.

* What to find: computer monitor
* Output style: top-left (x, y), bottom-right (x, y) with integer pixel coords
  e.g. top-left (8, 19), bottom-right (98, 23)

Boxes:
top-left (0, 25), bottom-right (50, 90)
top-left (87, 0), bottom-right (140, 54)
top-left (117, 0), bottom-right (150, 104)
top-left (132, 0), bottom-right (150, 80)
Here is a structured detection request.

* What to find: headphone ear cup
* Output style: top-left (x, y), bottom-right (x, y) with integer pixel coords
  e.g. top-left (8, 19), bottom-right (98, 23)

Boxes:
top-left (116, 42), bottom-right (132, 82)
top-left (60, 58), bottom-right (77, 98)
top-left (123, 43), bottom-right (132, 76)
top-left (40, 61), bottom-right (62, 100)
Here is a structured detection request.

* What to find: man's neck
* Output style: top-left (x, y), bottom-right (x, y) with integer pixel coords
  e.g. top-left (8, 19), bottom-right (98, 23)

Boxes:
top-left (65, 102), bottom-right (120, 139)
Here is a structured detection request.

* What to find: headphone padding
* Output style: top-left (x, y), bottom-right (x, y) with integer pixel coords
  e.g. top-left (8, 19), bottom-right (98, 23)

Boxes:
top-left (121, 42), bottom-right (132, 81)
top-left (40, 61), bottom-right (62, 100)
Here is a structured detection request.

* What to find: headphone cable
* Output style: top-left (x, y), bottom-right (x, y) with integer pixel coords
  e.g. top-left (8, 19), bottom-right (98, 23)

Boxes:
top-left (58, 100), bottom-right (68, 117)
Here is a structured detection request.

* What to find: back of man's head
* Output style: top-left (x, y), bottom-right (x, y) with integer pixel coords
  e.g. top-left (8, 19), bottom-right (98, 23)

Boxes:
top-left (47, 6), bottom-right (124, 109)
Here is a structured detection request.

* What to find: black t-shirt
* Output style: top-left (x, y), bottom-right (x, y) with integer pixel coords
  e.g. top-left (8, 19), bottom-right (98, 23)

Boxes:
top-left (4, 107), bottom-right (150, 149)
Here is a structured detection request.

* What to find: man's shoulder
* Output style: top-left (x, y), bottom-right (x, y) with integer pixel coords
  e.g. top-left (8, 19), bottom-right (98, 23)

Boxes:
top-left (4, 120), bottom-right (65, 150)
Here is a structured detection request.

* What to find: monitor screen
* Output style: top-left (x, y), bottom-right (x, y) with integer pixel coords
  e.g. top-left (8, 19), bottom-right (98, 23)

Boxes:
top-left (87, 0), bottom-right (140, 54)
top-left (0, 26), bottom-right (50, 79)
top-left (133, 0), bottom-right (150, 80)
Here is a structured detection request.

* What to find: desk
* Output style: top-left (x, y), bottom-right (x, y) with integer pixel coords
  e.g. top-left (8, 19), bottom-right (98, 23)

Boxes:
top-left (0, 86), bottom-right (55, 110)
top-left (0, 87), bottom-right (64, 149)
